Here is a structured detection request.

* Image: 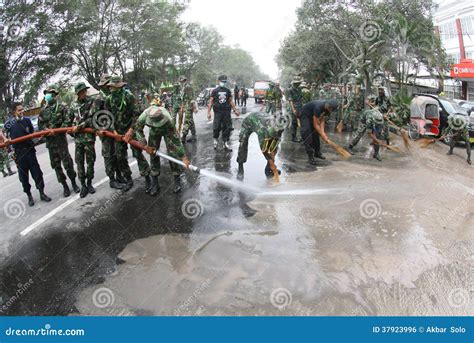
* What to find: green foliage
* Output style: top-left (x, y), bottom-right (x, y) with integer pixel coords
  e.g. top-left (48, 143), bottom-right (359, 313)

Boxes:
top-left (390, 90), bottom-right (412, 125)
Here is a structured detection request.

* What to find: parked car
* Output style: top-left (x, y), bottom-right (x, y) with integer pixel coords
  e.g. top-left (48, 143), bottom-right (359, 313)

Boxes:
top-left (413, 94), bottom-right (474, 144)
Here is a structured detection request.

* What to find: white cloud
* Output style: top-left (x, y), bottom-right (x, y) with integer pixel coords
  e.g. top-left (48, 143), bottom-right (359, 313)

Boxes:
top-left (181, 0), bottom-right (301, 79)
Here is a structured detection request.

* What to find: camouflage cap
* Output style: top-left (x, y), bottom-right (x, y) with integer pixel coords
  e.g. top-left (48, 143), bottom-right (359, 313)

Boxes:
top-left (97, 74), bottom-right (111, 87)
top-left (372, 110), bottom-right (384, 125)
top-left (107, 75), bottom-right (127, 88)
top-left (74, 82), bottom-right (89, 94)
top-left (179, 75), bottom-right (187, 82)
top-left (291, 75), bottom-right (303, 84)
top-left (43, 83), bottom-right (60, 95)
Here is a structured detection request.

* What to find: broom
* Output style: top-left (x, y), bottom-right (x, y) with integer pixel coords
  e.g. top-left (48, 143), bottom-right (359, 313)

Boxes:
top-left (386, 118), bottom-right (411, 150)
top-left (327, 139), bottom-right (352, 159)
top-left (268, 152), bottom-right (280, 183)
top-left (336, 120), bottom-right (344, 133)
top-left (418, 137), bottom-right (442, 148)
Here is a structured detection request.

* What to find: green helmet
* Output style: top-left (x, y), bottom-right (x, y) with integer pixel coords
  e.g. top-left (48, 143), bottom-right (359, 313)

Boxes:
top-left (43, 83), bottom-right (60, 95)
top-left (74, 82), bottom-right (89, 94)
top-left (371, 110), bottom-right (384, 125)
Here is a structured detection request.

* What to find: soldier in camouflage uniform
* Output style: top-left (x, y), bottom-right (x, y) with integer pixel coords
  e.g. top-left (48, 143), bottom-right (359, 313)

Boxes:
top-left (347, 95), bottom-right (385, 161)
top-left (375, 87), bottom-right (391, 145)
top-left (318, 83), bottom-right (332, 100)
top-left (106, 76), bottom-right (143, 192)
top-left (343, 85), bottom-right (364, 132)
top-left (134, 105), bottom-right (190, 195)
top-left (286, 76), bottom-right (304, 142)
top-left (0, 121), bottom-right (16, 177)
top-left (264, 82), bottom-right (277, 114)
top-left (39, 84), bottom-right (80, 197)
top-left (442, 115), bottom-right (471, 165)
top-left (236, 111), bottom-right (286, 180)
top-left (300, 82), bottom-right (313, 104)
top-left (92, 74), bottom-right (125, 190)
top-left (171, 83), bottom-right (182, 122)
top-left (178, 76), bottom-right (197, 143)
top-left (68, 82), bottom-right (97, 198)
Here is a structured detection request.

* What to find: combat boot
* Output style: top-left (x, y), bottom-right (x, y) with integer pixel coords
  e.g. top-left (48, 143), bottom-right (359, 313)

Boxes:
top-left (27, 193), bottom-right (34, 207)
top-left (467, 156), bottom-right (471, 165)
top-left (80, 181), bottom-right (88, 198)
top-left (307, 152), bottom-right (318, 166)
top-left (144, 175), bottom-right (152, 194)
top-left (87, 179), bottom-right (96, 194)
top-left (109, 177), bottom-right (124, 189)
top-left (71, 178), bottom-right (80, 193)
top-left (39, 189), bottom-right (51, 202)
top-left (347, 145), bottom-right (355, 155)
top-left (116, 171), bottom-right (126, 185)
top-left (373, 146), bottom-right (382, 161)
top-left (62, 181), bottom-right (71, 197)
top-left (237, 163), bottom-right (244, 180)
top-left (122, 176), bottom-right (134, 192)
top-left (7, 166), bottom-right (16, 176)
top-left (2, 170), bottom-right (7, 177)
top-left (224, 141), bottom-right (232, 151)
top-left (447, 147), bottom-right (454, 155)
top-left (314, 151), bottom-right (326, 160)
top-left (173, 175), bottom-right (182, 193)
top-left (149, 176), bottom-right (160, 196)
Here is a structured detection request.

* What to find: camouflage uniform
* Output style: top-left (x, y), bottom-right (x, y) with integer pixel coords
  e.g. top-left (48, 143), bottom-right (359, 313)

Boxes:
top-left (135, 105), bottom-right (185, 177)
top-left (444, 115), bottom-right (471, 164)
top-left (107, 86), bottom-right (149, 178)
top-left (39, 99), bottom-right (77, 184)
top-left (286, 83), bottom-right (303, 140)
top-left (171, 84), bottom-right (182, 122)
top-left (237, 112), bottom-right (283, 177)
top-left (0, 122), bottom-right (13, 176)
top-left (274, 85), bottom-right (283, 111)
top-left (343, 90), bottom-right (364, 131)
top-left (264, 85), bottom-right (277, 114)
top-left (180, 82), bottom-right (195, 141)
top-left (301, 87), bottom-right (313, 105)
top-left (375, 94), bottom-right (391, 142)
top-left (68, 95), bottom-right (96, 183)
top-left (349, 107), bottom-right (383, 148)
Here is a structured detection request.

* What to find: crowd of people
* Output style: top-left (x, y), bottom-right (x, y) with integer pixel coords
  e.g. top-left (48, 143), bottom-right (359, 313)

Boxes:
top-left (0, 72), bottom-right (471, 209)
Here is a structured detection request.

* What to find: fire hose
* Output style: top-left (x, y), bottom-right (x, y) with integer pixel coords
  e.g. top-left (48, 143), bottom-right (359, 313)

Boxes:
top-left (0, 127), bottom-right (200, 173)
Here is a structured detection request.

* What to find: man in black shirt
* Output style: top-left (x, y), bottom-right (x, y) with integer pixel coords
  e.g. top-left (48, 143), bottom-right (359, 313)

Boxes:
top-left (300, 100), bottom-right (339, 166)
top-left (4, 102), bottom-right (51, 206)
top-left (207, 75), bottom-right (240, 151)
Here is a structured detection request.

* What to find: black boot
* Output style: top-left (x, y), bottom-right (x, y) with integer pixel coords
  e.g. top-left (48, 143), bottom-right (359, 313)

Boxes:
top-left (2, 170), bottom-right (7, 177)
top-left (71, 179), bottom-right (80, 193)
top-left (347, 145), bottom-right (355, 155)
top-left (149, 176), bottom-right (160, 196)
top-left (39, 190), bottom-right (51, 202)
top-left (27, 193), bottom-right (34, 207)
top-left (373, 146), bottom-right (382, 161)
top-left (116, 172), bottom-right (126, 185)
top-left (7, 167), bottom-right (16, 176)
top-left (122, 176), bottom-right (133, 192)
top-left (87, 179), bottom-right (96, 194)
top-left (237, 163), bottom-right (244, 180)
top-left (80, 181), bottom-right (88, 198)
top-left (173, 175), bottom-right (182, 193)
top-left (307, 152), bottom-right (317, 166)
top-left (62, 181), bottom-right (71, 197)
top-left (109, 177), bottom-right (125, 189)
top-left (467, 156), bottom-right (471, 165)
top-left (314, 151), bottom-right (326, 160)
top-left (144, 175), bottom-right (152, 194)
top-left (447, 147), bottom-right (454, 155)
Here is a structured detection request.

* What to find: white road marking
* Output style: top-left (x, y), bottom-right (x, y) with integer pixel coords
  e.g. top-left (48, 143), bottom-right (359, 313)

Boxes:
top-left (20, 161), bottom-right (138, 236)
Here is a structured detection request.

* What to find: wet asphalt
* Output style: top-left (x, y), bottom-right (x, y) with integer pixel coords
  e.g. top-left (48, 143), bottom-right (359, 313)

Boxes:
top-left (0, 101), bottom-right (472, 316)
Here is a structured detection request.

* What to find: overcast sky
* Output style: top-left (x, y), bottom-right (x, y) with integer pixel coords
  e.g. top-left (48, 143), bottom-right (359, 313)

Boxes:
top-left (181, 0), bottom-right (302, 80)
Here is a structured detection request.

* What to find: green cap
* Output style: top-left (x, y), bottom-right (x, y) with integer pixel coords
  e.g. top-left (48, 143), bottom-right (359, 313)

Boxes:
top-left (74, 82), bottom-right (89, 94)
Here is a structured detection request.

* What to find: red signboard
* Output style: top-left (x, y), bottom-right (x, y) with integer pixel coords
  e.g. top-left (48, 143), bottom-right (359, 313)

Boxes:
top-left (450, 59), bottom-right (474, 78)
